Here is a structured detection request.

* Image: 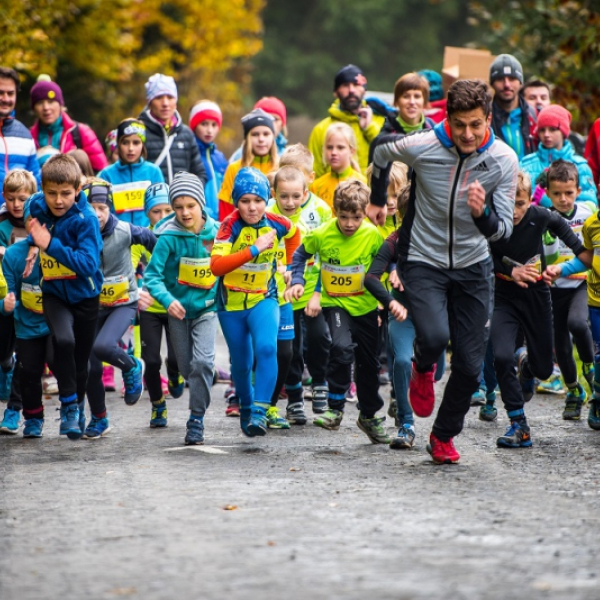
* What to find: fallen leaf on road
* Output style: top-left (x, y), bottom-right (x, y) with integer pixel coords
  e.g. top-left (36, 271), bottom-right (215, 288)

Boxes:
top-left (223, 505), bottom-right (238, 511)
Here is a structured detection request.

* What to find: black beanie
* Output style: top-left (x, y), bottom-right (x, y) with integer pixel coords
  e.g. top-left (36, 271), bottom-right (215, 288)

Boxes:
top-left (333, 64), bottom-right (367, 90)
top-left (489, 54), bottom-right (524, 85)
top-left (241, 108), bottom-right (275, 137)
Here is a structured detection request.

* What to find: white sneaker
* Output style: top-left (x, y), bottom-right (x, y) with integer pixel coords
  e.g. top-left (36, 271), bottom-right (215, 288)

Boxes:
top-left (42, 375), bottom-right (59, 395)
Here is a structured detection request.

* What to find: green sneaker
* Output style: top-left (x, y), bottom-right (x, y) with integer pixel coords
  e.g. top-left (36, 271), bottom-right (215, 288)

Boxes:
top-left (562, 384), bottom-right (586, 420)
top-left (387, 398), bottom-right (399, 427)
top-left (357, 414), bottom-right (391, 444)
top-left (313, 409), bottom-right (343, 430)
top-left (582, 363), bottom-right (595, 394)
top-left (536, 372), bottom-right (566, 395)
top-left (266, 406), bottom-right (290, 429)
top-left (588, 398), bottom-right (600, 430)
top-left (150, 400), bottom-right (168, 428)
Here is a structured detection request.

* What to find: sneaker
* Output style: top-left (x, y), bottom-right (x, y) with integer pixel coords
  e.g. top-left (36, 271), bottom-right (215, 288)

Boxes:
top-left (479, 403), bottom-right (498, 422)
top-left (409, 364), bottom-right (435, 417)
top-left (582, 363), bottom-right (595, 393)
top-left (470, 388), bottom-right (486, 407)
top-left (588, 398), bottom-right (600, 431)
top-left (286, 402), bottom-right (307, 425)
top-left (246, 402), bottom-right (269, 437)
top-left (312, 385), bottom-right (328, 414)
top-left (160, 376), bottom-right (169, 397)
top-left (266, 406), bottom-right (290, 429)
top-left (515, 348), bottom-right (535, 402)
top-left (426, 433), bottom-right (460, 464)
top-left (83, 416), bottom-right (111, 439)
top-left (23, 418), bottom-right (44, 438)
top-left (185, 416), bottom-right (204, 445)
top-left (357, 414), bottom-right (390, 444)
top-left (150, 401), bottom-right (168, 428)
top-left (0, 358), bottom-right (15, 402)
top-left (387, 398), bottom-right (399, 427)
top-left (378, 370), bottom-right (390, 385)
top-left (313, 408), bottom-right (343, 431)
top-left (168, 373), bottom-right (185, 399)
top-left (390, 426), bottom-right (415, 449)
top-left (346, 381), bottom-right (358, 403)
top-left (213, 366), bottom-right (231, 384)
top-left (301, 366), bottom-right (312, 387)
top-left (536, 372), bottom-right (566, 395)
top-left (225, 395), bottom-right (240, 417)
top-left (78, 401), bottom-right (86, 433)
top-left (60, 402), bottom-right (83, 440)
top-left (562, 385), bottom-right (586, 420)
top-left (123, 358), bottom-right (145, 405)
top-left (102, 366), bottom-right (116, 392)
top-left (0, 407), bottom-right (20, 434)
top-left (496, 421), bottom-right (532, 448)
top-left (41, 374), bottom-right (59, 395)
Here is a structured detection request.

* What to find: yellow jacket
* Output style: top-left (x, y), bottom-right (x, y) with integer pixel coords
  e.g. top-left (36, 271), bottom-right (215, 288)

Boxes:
top-left (310, 166), bottom-right (367, 213)
top-left (308, 100), bottom-right (385, 178)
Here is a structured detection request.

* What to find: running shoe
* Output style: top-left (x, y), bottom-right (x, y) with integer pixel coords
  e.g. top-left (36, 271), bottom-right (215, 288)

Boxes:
top-left (387, 398), bottom-right (399, 427)
top-left (427, 433), bottom-right (460, 464)
top-left (102, 366), bottom-right (116, 392)
top-left (357, 414), bottom-right (390, 444)
top-left (41, 374), bottom-right (59, 395)
top-left (562, 384), bottom-right (586, 420)
top-left (23, 418), bottom-right (44, 438)
top-left (0, 407), bottom-right (20, 434)
top-left (479, 402), bottom-right (498, 422)
top-left (496, 420), bottom-right (532, 448)
top-left (0, 358), bottom-right (15, 402)
top-left (60, 401), bottom-right (82, 440)
top-left (168, 373), bottom-right (185, 399)
top-left (246, 402), bottom-right (269, 437)
top-left (470, 388), bottom-right (486, 406)
top-left (266, 406), bottom-right (290, 429)
top-left (588, 398), bottom-right (600, 431)
top-left (582, 363), bottom-right (595, 394)
top-left (123, 358), bottom-right (145, 405)
top-left (84, 416), bottom-right (111, 439)
top-left (150, 400), bottom-right (168, 428)
top-left (286, 402), bottom-right (307, 425)
top-left (185, 416), bottom-right (204, 445)
top-left (409, 363), bottom-right (436, 417)
top-left (389, 426), bottom-right (415, 449)
top-left (313, 408), bottom-right (343, 430)
top-left (536, 372), bottom-right (566, 395)
top-left (312, 385), bottom-right (328, 414)
top-left (515, 348), bottom-right (535, 402)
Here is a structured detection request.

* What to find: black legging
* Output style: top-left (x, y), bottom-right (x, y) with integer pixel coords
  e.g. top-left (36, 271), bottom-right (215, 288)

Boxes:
top-left (17, 335), bottom-right (53, 420)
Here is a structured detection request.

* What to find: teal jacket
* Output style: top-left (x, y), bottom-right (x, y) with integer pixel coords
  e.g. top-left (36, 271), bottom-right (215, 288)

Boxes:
top-left (144, 212), bottom-right (219, 319)
top-left (0, 240), bottom-right (49, 339)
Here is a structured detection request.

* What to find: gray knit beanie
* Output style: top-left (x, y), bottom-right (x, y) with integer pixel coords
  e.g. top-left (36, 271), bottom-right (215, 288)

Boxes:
top-left (168, 171), bottom-right (205, 209)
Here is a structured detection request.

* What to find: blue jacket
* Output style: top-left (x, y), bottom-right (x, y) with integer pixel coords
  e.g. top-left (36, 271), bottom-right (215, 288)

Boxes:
top-left (144, 212), bottom-right (219, 319)
top-left (520, 140), bottom-right (597, 207)
top-left (98, 158), bottom-right (164, 227)
top-left (0, 115), bottom-right (42, 204)
top-left (0, 240), bottom-right (49, 339)
top-left (28, 190), bottom-right (103, 303)
top-left (195, 138), bottom-right (228, 221)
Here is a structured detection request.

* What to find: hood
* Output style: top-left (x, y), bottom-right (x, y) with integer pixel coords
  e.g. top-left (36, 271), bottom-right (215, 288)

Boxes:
top-left (113, 157), bottom-right (149, 172)
top-left (28, 189), bottom-right (90, 222)
top-left (153, 210), bottom-right (219, 240)
top-left (0, 203), bottom-right (25, 228)
top-left (139, 108), bottom-right (182, 134)
top-left (434, 119), bottom-right (495, 155)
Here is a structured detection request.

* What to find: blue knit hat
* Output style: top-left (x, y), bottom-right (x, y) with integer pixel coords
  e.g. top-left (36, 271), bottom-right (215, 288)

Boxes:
top-left (418, 70), bottom-right (444, 102)
top-left (232, 168), bottom-right (271, 206)
top-left (144, 182), bottom-right (170, 215)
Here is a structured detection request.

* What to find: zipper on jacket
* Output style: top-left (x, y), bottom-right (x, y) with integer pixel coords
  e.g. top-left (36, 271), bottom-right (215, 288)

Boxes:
top-left (448, 156), bottom-right (465, 270)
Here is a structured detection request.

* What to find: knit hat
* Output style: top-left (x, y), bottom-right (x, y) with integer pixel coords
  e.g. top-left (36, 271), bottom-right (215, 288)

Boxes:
top-left (144, 182), bottom-right (170, 215)
top-left (231, 167), bottom-right (271, 206)
top-left (168, 171), bottom-right (205, 209)
top-left (254, 97), bottom-right (287, 127)
top-left (105, 129), bottom-right (118, 154)
top-left (489, 54), bottom-right (524, 84)
top-left (36, 145), bottom-right (60, 167)
top-left (418, 69), bottom-right (444, 102)
top-left (30, 80), bottom-right (64, 109)
top-left (145, 73), bottom-right (178, 104)
top-left (333, 64), bottom-right (367, 90)
top-left (117, 118), bottom-right (147, 143)
top-left (537, 104), bottom-right (571, 139)
top-left (241, 108), bottom-right (275, 137)
top-left (189, 101), bottom-right (222, 130)
top-left (83, 180), bottom-right (113, 208)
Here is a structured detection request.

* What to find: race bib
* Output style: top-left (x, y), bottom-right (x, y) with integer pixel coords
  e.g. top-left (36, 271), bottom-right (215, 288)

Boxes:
top-left (21, 283), bottom-right (43, 314)
top-left (224, 262), bottom-right (270, 294)
top-left (112, 181), bottom-right (151, 214)
top-left (40, 252), bottom-right (76, 280)
top-left (322, 263), bottom-right (365, 297)
top-left (178, 257), bottom-right (216, 289)
top-left (100, 275), bottom-right (130, 307)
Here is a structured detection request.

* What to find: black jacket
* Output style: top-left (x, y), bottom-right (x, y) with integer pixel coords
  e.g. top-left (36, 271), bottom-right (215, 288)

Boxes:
top-left (369, 112), bottom-right (434, 163)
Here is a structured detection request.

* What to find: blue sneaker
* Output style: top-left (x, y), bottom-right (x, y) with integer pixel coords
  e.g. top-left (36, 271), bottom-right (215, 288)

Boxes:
top-left (515, 348), bottom-right (535, 402)
top-left (588, 398), bottom-right (600, 430)
top-left (496, 421), bottom-right (532, 448)
top-left (245, 402), bottom-right (269, 437)
top-left (562, 384), bottom-right (586, 420)
top-left (184, 416), bottom-right (204, 445)
top-left (479, 402), bottom-right (498, 422)
top-left (78, 401), bottom-right (86, 433)
top-left (470, 388), bottom-right (486, 406)
top-left (0, 358), bottom-right (15, 402)
top-left (83, 415), bottom-right (111, 439)
top-left (150, 401), bottom-right (168, 428)
top-left (23, 418), bottom-right (44, 438)
top-left (536, 373), bottom-right (566, 395)
top-left (60, 401), bottom-right (83, 440)
top-left (123, 358), bottom-right (145, 406)
top-left (0, 407), bottom-right (20, 434)
top-left (167, 373), bottom-right (185, 399)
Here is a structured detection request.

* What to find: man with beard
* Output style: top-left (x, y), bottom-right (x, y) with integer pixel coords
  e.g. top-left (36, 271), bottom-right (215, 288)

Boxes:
top-left (0, 67), bottom-right (40, 203)
top-left (309, 65), bottom-right (385, 178)
top-left (489, 54), bottom-right (538, 160)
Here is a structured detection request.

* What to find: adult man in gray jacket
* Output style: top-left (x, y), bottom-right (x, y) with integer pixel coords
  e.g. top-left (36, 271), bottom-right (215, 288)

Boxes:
top-left (369, 79), bottom-right (518, 464)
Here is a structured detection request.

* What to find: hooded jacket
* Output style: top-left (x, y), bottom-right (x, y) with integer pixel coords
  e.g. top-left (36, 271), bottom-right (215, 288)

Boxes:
top-left (308, 100), bottom-right (385, 178)
top-left (138, 109), bottom-right (206, 185)
top-left (491, 95), bottom-right (538, 158)
top-left (195, 137), bottom-right (228, 221)
top-left (143, 212), bottom-right (218, 319)
top-left (372, 121), bottom-right (518, 270)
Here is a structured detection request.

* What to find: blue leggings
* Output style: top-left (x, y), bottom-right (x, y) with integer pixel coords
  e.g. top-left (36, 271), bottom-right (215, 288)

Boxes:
top-left (218, 298), bottom-right (279, 409)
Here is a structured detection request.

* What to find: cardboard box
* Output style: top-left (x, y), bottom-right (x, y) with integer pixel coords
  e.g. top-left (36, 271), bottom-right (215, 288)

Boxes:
top-left (442, 46), bottom-right (496, 90)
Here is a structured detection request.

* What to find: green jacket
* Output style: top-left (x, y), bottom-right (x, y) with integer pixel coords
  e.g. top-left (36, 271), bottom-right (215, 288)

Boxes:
top-left (308, 100), bottom-right (385, 178)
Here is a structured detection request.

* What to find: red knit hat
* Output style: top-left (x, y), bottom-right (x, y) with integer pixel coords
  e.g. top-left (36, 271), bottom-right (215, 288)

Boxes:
top-left (189, 100), bottom-right (222, 130)
top-left (537, 105), bottom-right (571, 139)
top-left (254, 97), bottom-right (287, 127)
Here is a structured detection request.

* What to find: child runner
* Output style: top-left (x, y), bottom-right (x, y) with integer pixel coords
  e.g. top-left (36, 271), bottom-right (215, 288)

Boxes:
top-left (134, 183), bottom-right (184, 428)
top-left (310, 122), bottom-right (367, 212)
top-left (144, 172), bottom-right (219, 445)
top-left (219, 109), bottom-right (278, 221)
top-left (286, 180), bottom-right (388, 443)
top-left (189, 100), bottom-right (227, 221)
top-left (489, 171), bottom-right (585, 448)
top-left (85, 179), bottom-right (156, 438)
top-left (542, 160), bottom-right (596, 419)
top-left (211, 167), bottom-right (300, 437)
top-left (26, 154), bottom-right (103, 440)
top-left (0, 199), bottom-right (53, 437)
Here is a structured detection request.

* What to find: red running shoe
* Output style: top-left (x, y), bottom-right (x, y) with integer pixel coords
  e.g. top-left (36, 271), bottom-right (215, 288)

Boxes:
top-left (409, 364), bottom-right (435, 417)
top-left (426, 433), bottom-right (460, 464)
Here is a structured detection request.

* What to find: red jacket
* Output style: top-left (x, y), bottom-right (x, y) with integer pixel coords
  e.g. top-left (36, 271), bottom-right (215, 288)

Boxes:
top-left (584, 117), bottom-right (600, 188)
top-left (30, 111), bottom-right (108, 172)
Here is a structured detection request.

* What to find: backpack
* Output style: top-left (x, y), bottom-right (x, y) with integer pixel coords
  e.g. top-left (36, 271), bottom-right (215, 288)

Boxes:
top-left (71, 123), bottom-right (82, 149)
